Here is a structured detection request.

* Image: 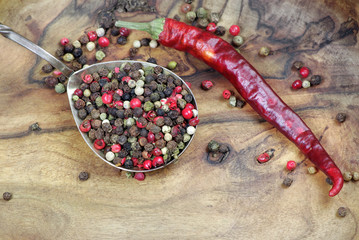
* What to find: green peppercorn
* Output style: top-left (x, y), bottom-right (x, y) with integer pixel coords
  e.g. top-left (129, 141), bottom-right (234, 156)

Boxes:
top-left (353, 172), bottom-right (359, 181)
top-left (95, 96), bottom-right (103, 107)
top-left (307, 166), bottom-right (317, 174)
top-left (168, 61), bottom-right (177, 70)
top-left (125, 172), bottom-right (134, 178)
top-left (196, 7), bottom-right (207, 19)
top-left (100, 113), bottom-right (107, 120)
top-left (55, 83), bottom-right (66, 94)
top-left (63, 53), bottom-right (74, 62)
top-left (163, 154), bottom-right (169, 161)
top-left (183, 133), bottom-right (191, 143)
top-left (95, 50), bottom-right (106, 61)
top-left (232, 36), bottom-right (244, 47)
top-left (197, 18), bottom-right (209, 28)
top-left (229, 95), bottom-right (236, 107)
top-left (173, 147), bottom-right (180, 156)
top-left (343, 171), bottom-right (352, 181)
top-left (144, 101), bottom-right (154, 112)
top-left (186, 11), bottom-right (196, 22)
top-left (208, 140), bottom-right (220, 152)
top-left (208, 12), bottom-right (220, 24)
top-left (177, 141), bottom-right (185, 150)
top-left (259, 46), bottom-right (271, 57)
top-left (83, 89), bottom-right (91, 97)
top-left (72, 95), bottom-right (79, 101)
top-left (126, 118), bottom-right (135, 127)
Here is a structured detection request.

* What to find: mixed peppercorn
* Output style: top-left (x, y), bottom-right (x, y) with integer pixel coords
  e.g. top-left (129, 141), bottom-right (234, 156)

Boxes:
top-left (72, 63), bottom-right (198, 171)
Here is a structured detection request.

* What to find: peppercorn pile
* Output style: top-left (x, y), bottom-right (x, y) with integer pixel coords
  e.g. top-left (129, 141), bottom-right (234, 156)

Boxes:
top-left (73, 62), bottom-right (199, 171)
top-left (291, 61), bottom-right (322, 90)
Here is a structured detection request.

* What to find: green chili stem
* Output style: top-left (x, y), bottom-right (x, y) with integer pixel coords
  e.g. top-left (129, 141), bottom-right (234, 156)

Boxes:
top-left (115, 18), bottom-right (165, 40)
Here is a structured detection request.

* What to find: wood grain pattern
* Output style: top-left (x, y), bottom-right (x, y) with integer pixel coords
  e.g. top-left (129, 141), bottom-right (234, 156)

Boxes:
top-left (0, 0), bottom-right (358, 239)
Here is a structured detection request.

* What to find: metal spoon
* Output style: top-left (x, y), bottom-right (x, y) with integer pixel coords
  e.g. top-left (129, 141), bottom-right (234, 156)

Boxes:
top-left (0, 23), bottom-right (197, 172)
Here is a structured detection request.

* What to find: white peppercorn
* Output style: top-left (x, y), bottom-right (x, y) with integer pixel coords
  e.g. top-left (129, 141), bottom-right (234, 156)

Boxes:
top-left (86, 42), bottom-right (96, 51)
top-left (187, 126), bottom-right (196, 135)
top-left (133, 40), bottom-right (141, 48)
top-left (96, 28), bottom-right (105, 37)
top-left (128, 79), bottom-right (136, 88)
top-left (302, 80), bottom-right (311, 88)
top-left (149, 40), bottom-right (158, 48)
top-left (135, 87), bottom-right (144, 96)
top-left (123, 100), bottom-right (130, 109)
top-left (106, 151), bottom-right (115, 161)
top-left (162, 125), bottom-right (171, 133)
top-left (164, 133), bottom-right (172, 141)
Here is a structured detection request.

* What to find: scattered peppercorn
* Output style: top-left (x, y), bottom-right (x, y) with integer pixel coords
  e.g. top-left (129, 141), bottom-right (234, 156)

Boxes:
top-left (42, 63), bottom-right (54, 73)
top-left (343, 171), bottom-right (352, 181)
top-left (353, 172), bottom-right (359, 181)
top-left (186, 11), bottom-right (196, 22)
top-left (307, 166), bottom-right (317, 174)
top-left (215, 26), bottom-right (226, 36)
top-left (78, 171), bottom-right (89, 181)
top-left (337, 207), bottom-right (347, 217)
top-left (292, 80), bottom-right (302, 90)
top-left (168, 61), bottom-right (177, 70)
top-left (229, 25), bottom-right (240, 36)
top-left (232, 36), bottom-right (244, 47)
top-left (302, 80), bottom-right (311, 88)
top-left (283, 177), bottom-right (293, 187)
top-left (286, 160), bottom-right (297, 171)
top-left (336, 113), bottom-right (346, 123)
top-left (259, 46), bottom-right (271, 56)
top-left (299, 67), bottom-right (310, 78)
top-left (208, 12), bottom-right (220, 24)
top-left (201, 80), bottom-right (213, 90)
top-left (310, 75), bottom-right (322, 86)
top-left (292, 61), bottom-right (304, 71)
top-left (55, 83), bottom-right (66, 94)
top-left (3, 192), bottom-right (12, 201)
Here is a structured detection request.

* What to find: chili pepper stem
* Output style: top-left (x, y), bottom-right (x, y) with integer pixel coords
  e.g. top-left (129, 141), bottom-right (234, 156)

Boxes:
top-left (115, 18), bottom-right (165, 40)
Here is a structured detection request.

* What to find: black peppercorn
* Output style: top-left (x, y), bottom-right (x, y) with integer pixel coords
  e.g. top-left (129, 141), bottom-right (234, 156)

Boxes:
top-left (147, 57), bottom-right (157, 64)
top-left (57, 74), bottom-right (66, 83)
top-left (337, 207), bottom-right (347, 217)
top-left (155, 139), bottom-right (166, 149)
top-left (95, 128), bottom-right (105, 139)
top-left (79, 34), bottom-right (89, 45)
top-left (73, 48), bottom-right (83, 58)
top-left (282, 177), bottom-right (293, 187)
top-left (133, 107), bottom-right (143, 118)
top-left (72, 61), bottom-right (82, 71)
top-left (156, 108), bottom-right (165, 116)
top-left (154, 66), bottom-right (163, 74)
top-left (111, 27), bottom-right (120, 36)
top-left (310, 75), bottom-right (322, 86)
top-left (42, 63), bottom-right (54, 73)
top-left (336, 113), bottom-right (346, 123)
top-left (150, 92), bottom-right (160, 102)
top-left (215, 26), bottom-right (226, 36)
top-left (124, 108), bottom-right (133, 118)
top-left (164, 87), bottom-right (173, 97)
top-left (3, 192), bottom-right (12, 201)
top-left (140, 128), bottom-right (149, 137)
top-left (79, 83), bottom-right (89, 91)
top-left (140, 38), bottom-right (151, 46)
top-left (132, 150), bottom-right (142, 158)
top-left (91, 119), bottom-right (102, 129)
top-left (144, 143), bottom-right (154, 152)
top-left (129, 125), bottom-right (140, 137)
top-left (129, 48), bottom-right (138, 58)
top-left (78, 109), bottom-right (87, 119)
top-left (118, 149), bottom-right (128, 158)
top-left (44, 76), bottom-right (58, 88)
top-left (236, 99), bottom-right (245, 108)
top-left (79, 172), bottom-right (89, 181)
top-left (124, 159), bottom-right (134, 169)
top-left (143, 87), bottom-right (152, 97)
top-left (55, 48), bottom-right (65, 57)
top-left (174, 134), bottom-right (183, 143)
top-left (122, 93), bottom-right (131, 101)
top-left (292, 61), bottom-right (304, 71)
top-left (219, 144), bottom-right (229, 153)
top-left (168, 110), bottom-right (179, 119)
top-left (77, 55), bottom-right (87, 65)
top-left (164, 117), bottom-right (173, 126)
top-left (64, 44), bottom-right (74, 53)
top-left (139, 137), bottom-right (148, 146)
top-left (74, 99), bottom-right (86, 110)
top-left (132, 62), bottom-right (143, 71)
top-left (123, 142), bottom-right (132, 151)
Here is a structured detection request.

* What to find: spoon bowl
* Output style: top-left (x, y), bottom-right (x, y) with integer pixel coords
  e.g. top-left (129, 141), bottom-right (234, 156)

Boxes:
top-left (0, 24), bottom-right (198, 172)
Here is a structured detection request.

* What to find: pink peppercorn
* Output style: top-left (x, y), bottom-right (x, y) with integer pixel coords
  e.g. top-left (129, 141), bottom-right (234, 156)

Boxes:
top-left (206, 23), bottom-right (217, 33)
top-left (222, 89), bottom-right (231, 99)
top-left (111, 144), bottom-right (121, 153)
top-left (102, 93), bottom-right (113, 104)
top-left (229, 25), bottom-right (240, 36)
top-left (60, 37), bottom-right (69, 46)
top-left (153, 156), bottom-right (164, 167)
top-left (286, 160), bottom-right (297, 171)
top-left (201, 80), bottom-right (214, 90)
top-left (257, 153), bottom-right (270, 163)
top-left (73, 88), bottom-right (83, 97)
top-left (98, 36), bottom-right (110, 47)
top-left (87, 31), bottom-right (97, 41)
top-left (299, 67), bottom-right (310, 78)
top-left (143, 160), bottom-right (152, 170)
top-left (130, 98), bottom-right (141, 108)
top-left (119, 27), bottom-right (130, 37)
top-left (134, 172), bottom-right (145, 181)
top-left (83, 74), bottom-right (93, 84)
top-left (182, 108), bottom-right (193, 119)
top-left (292, 80), bottom-right (302, 89)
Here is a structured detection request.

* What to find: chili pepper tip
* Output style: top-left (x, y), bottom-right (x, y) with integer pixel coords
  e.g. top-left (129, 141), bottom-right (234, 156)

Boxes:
top-left (327, 168), bottom-right (344, 197)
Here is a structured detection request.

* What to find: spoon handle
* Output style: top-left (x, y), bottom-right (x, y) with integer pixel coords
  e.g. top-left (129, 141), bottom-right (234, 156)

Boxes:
top-left (0, 23), bottom-right (74, 78)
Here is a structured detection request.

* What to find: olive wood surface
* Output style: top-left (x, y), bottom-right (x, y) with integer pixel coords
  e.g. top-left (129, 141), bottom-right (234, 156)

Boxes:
top-left (0, 0), bottom-right (358, 239)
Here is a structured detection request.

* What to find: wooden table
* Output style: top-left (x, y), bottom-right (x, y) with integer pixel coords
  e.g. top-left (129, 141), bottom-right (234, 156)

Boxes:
top-left (1, 0), bottom-right (358, 239)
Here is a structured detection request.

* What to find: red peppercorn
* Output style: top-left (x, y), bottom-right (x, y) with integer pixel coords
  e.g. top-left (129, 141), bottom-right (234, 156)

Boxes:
top-left (132, 158), bottom-right (139, 167)
top-left (152, 147), bottom-right (162, 156)
top-left (143, 160), bottom-right (152, 170)
top-left (292, 80), bottom-right (302, 90)
top-left (83, 74), bottom-right (93, 84)
top-left (60, 37), bottom-right (69, 46)
top-left (182, 108), bottom-right (193, 119)
top-left (98, 36), bottom-right (110, 47)
top-left (121, 157), bottom-right (126, 166)
top-left (185, 82), bottom-right (192, 88)
top-left (257, 153), bottom-right (270, 163)
top-left (229, 25), bottom-right (240, 36)
top-left (94, 139), bottom-right (105, 150)
top-left (53, 70), bottom-right (62, 76)
top-left (185, 103), bottom-right (195, 110)
top-left (74, 88), bottom-right (83, 97)
top-left (146, 111), bottom-right (157, 121)
top-left (87, 31), bottom-right (97, 41)
top-left (119, 27), bottom-right (130, 37)
top-left (286, 160), bottom-right (297, 171)
top-left (201, 80), bottom-right (214, 90)
top-left (122, 76), bottom-right (131, 82)
top-left (114, 101), bottom-right (123, 108)
top-left (206, 23), bottom-right (217, 33)
top-left (136, 120), bottom-right (147, 128)
top-left (222, 89), bottom-right (231, 99)
top-left (147, 131), bottom-right (155, 143)
top-left (180, 3), bottom-right (192, 13)
top-left (153, 156), bottom-right (164, 167)
top-left (102, 93), bottom-right (113, 104)
top-left (130, 98), bottom-right (141, 108)
top-left (174, 86), bottom-right (182, 93)
top-left (169, 101), bottom-right (177, 110)
top-left (299, 67), bottom-right (310, 78)
top-left (189, 117), bottom-right (200, 126)
top-left (111, 144), bottom-right (122, 153)
top-left (134, 172), bottom-right (145, 181)
top-left (153, 116), bottom-right (164, 125)
top-left (116, 89), bottom-right (123, 96)
top-left (79, 120), bottom-right (91, 132)
top-left (137, 164), bottom-right (144, 169)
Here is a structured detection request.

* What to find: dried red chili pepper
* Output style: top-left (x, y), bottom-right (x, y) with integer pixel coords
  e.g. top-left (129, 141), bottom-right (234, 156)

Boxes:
top-left (115, 18), bottom-right (344, 196)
